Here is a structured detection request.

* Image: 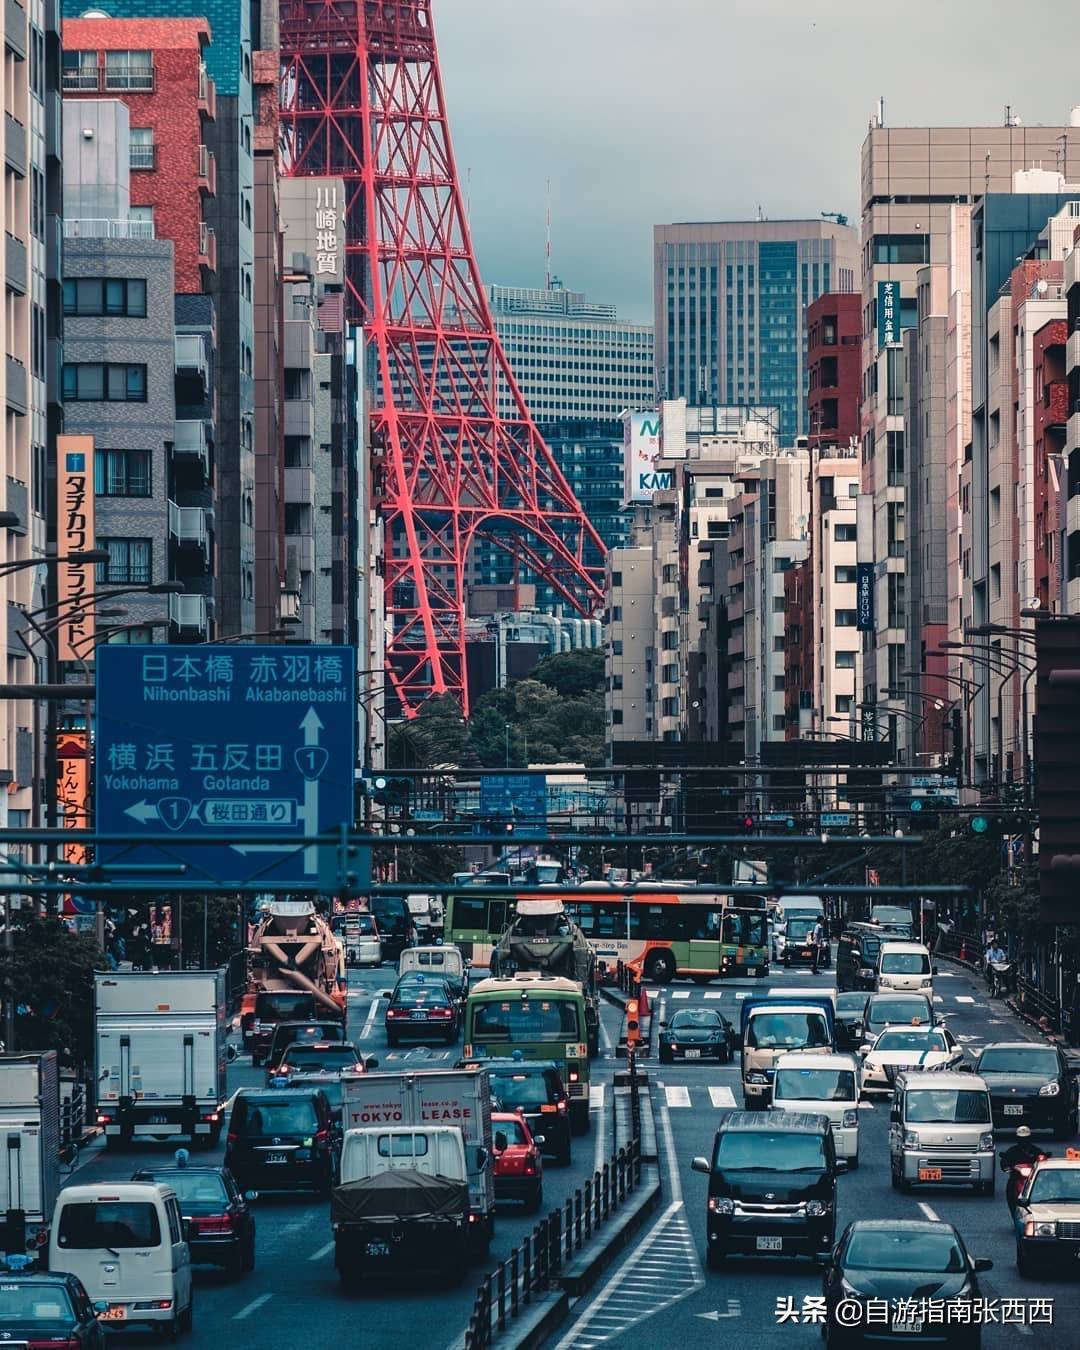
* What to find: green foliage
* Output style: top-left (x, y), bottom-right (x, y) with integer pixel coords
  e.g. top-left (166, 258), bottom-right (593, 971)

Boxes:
top-left (0, 913), bottom-right (101, 1067)
top-left (390, 651), bottom-right (606, 771)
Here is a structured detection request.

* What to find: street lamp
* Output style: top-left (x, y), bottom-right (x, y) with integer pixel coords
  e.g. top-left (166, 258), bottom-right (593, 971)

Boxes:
top-left (938, 640), bottom-right (1034, 792)
top-left (0, 548), bottom-right (109, 579)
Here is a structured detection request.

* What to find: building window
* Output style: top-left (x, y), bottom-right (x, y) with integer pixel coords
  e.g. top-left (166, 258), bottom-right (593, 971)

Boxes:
top-left (610, 605), bottom-right (622, 621)
top-left (129, 128), bottom-right (155, 170)
top-left (661, 631), bottom-right (679, 650)
top-left (835, 650), bottom-right (856, 669)
top-left (96, 538), bottom-right (151, 584)
top-left (835, 609), bottom-right (857, 627)
top-left (834, 523), bottom-right (857, 542)
top-left (834, 565), bottom-right (857, 583)
top-left (610, 570), bottom-right (622, 587)
top-left (835, 695), bottom-right (854, 714)
top-left (611, 640), bottom-right (623, 656)
top-left (661, 663), bottom-right (679, 683)
top-left (105, 625), bottom-right (156, 644)
top-left (61, 49), bottom-right (98, 90)
top-left (62, 363), bottom-right (147, 402)
top-left (611, 709), bottom-right (623, 725)
top-left (662, 563), bottom-right (677, 583)
top-left (62, 278), bottom-right (147, 318)
top-left (872, 234), bottom-right (929, 265)
top-left (104, 50), bottom-right (154, 90)
top-left (94, 449), bottom-right (151, 498)
top-left (661, 696), bottom-right (679, 717)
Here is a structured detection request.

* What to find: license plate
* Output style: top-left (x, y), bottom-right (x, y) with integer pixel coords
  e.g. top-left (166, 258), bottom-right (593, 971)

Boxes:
top-left (265, 1152), bottom-right (287, 1164)
top-left (756, 1236), bottom-right (782, 1252)
top-left (148, 1114), bottom-right (167, 1125)
top-left (683, 1049), bottom-right (701, 1059)
top-left (918, 1167), bottom-right (942, 1181)
top-left (365, 1240), bottom-right (391, 1258)
top-left (800, 949), bottom-right (812, 957)
top-left (1004, 1104), bottom-right (1024, 1116)
top-left (410, 1009), bottom-right (427, 1020)
top-left (892, 1320), bottom-right (924, 1334)
top-left (102, 1306), bottom-right (126, 1322)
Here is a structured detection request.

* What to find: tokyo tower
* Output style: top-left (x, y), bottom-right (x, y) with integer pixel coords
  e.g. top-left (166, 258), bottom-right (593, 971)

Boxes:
top-left (279, 0), bottom-right (606, 715)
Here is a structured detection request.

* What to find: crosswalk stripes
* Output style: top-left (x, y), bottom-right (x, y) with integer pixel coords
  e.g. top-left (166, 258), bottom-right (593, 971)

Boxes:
top-left (590, 1084), bottom-right (605, 1109)
top-left (670, 991), bottom-right (691, 1000)
top-left (955, 995), bottom-right (976, 1004)
top-left (664, 1085), bottom-right (691, 1108)
top-left (707, 1085), bottom-right (736, 1108)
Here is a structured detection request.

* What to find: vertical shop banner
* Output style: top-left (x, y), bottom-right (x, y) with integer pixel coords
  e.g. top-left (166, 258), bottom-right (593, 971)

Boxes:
top-left (56, 436), bottom-right (96, 661)
top-left (877, 281), bottom-right (900, 348)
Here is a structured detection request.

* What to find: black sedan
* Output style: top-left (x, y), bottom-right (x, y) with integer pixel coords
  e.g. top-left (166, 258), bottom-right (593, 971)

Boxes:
top-left (133, 1164), bottom-right (256, 1278)
top-left (659, 1008), bottom-right (733, 1064)
top-left (383, 974), bottom-right (460, 1045)
top-left (0, 1272), bottom-right (105, 1349)
top-left (972, 1041), bottom-right (1079, 1138)
top-left (835, 992), bottom-right (869, 1051)
top-left (822, 1219), bottom-right (992, 1348)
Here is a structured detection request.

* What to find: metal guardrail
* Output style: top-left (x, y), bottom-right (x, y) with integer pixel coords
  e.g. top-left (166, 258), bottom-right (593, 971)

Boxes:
top-left (463, 1138), bottom-right (641, 1350)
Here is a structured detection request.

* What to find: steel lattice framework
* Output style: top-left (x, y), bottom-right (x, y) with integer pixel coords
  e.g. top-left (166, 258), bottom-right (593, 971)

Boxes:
top-left (279, 0), bottom-right (605, 715)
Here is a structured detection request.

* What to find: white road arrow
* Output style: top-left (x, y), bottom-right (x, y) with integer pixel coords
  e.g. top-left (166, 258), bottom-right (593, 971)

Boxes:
top-left (124, 800), bottom-right (159, 825)
top-left (697, 1301), bottom-right (741, 1321)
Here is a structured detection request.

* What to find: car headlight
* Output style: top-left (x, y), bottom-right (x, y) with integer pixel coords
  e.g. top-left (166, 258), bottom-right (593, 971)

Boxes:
top-left (920, 978), bottom-right (933, 987)
top-left (979, 1132), bottom-right (994, 1151)
top-left (806, 1200), bottom-right (829, 1216)
top-left (746, 1072), bottom-right (769, 1084)
top-left (1039, 1081), bottom-right (1061, 1098)
top-left (1025, 1220), bottom-right (1058, 1238)
top-left (859, 967), bottom-right (874, 978)
top-left (842, 1109), bottom-right (858, 1128)
top-left (708, 1196), bottom-right (735, 1215)
top-left (903, 1129), bottom-right (920, 1148)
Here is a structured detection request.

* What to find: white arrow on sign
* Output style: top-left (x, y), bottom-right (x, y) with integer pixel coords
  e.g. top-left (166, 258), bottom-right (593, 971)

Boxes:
top-left (697, 1301), bottom-right (741, 1321)
top-left (230, 708), bottom-right (323, 875)
top-left (124, 800), bottom-right (159, 824)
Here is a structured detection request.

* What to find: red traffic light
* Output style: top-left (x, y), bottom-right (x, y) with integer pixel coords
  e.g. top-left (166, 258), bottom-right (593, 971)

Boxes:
top-left (740, 815), bottom-right (756, 831)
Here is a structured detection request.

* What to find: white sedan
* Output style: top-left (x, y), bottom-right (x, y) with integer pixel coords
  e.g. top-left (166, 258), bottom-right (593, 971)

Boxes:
top-left (860, 1025), bottom-right (964, 1094)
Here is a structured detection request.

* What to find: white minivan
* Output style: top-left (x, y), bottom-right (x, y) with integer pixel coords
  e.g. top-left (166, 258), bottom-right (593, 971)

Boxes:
top-left (876, 941), bottom-right (934, 996)
top-left (50, 1181), bottom-right (193, 1335)
top-left (771, 1051), bottom-right (861, 1167)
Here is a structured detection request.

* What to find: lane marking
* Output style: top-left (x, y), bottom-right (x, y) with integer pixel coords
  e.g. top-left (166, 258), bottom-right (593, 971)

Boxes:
top-left (599, 1009), bottom-right (614, 1055)
top-left (954, 996), bottom-right (976, 1004)
top-left (234, 1294), bottom-right (273, 1320)
top-left (309, 1240), bottom-right (334, 1262)
top-left (664, 1085), bottom-right (691, 1108)
top-left (359, 995), bottom-right (381, 1040)
top-left (671, 991), bottom-right (691, 1000)
top-left (708, 1085), bottom-right (736, 1108)
top-left (703, 992), bottom-right (725, 1000)
top-left (918, 1202), bottom-right (940, 1222)
top-left (933, 996), bottom-right (944, 1004)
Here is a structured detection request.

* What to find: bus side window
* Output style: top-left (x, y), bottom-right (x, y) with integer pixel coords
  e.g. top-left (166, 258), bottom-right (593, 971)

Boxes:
top-left (454, 897), bottom-right (488, 932)
top-left (690, 911), bottom-right (721, 942)
top-left (722, 913), bottom-right (740, 944)
top-left (488, 901), bottom-right (507, 935)
top-left (595, 903), bottom-right (623, 939)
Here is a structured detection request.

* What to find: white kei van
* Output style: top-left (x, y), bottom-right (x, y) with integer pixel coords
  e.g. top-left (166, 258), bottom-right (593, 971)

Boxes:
top-left (49, 1181), bottom-right (193, 1335)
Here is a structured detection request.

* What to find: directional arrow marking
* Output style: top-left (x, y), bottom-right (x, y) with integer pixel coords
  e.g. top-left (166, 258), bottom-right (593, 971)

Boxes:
top-left (697, 1301), bottom-right (741, 1321)
top-left (124, 800), bottom-right (159, 825)
top-left (298, 707), bottom-right (322, 876)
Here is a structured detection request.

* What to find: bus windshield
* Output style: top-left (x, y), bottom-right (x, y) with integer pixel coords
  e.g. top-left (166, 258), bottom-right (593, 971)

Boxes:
top-left (470, 997), bottom-right (582, 1042)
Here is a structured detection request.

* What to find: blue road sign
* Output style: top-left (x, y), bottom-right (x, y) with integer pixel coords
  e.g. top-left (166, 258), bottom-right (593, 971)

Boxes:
top-left (95, 645), bottom-right (357, 887)
top-left (820, 812), bottom-right (852, 828)
top-left (479, 773), bottom-right (547, 824)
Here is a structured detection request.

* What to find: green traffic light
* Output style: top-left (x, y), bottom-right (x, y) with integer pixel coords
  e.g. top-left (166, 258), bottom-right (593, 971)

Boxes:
top-left (970, 815), bottom-right (989, 834)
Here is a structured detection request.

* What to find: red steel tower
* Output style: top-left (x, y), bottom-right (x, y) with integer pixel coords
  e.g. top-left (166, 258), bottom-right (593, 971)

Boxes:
top-left (279, 0), bottom-right (605, 714)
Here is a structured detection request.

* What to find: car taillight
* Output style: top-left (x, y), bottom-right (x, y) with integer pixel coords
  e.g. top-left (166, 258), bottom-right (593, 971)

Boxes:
top-left (386, 1008), bottom-right (405, 1019)
top-left (192, 1214), bottom-right (234, 1234)
top-left (557, 1100), bottom-right (567, 1113)
top-left (430, 1008), bottom-right (452, 1018)
top-left (227, 1132), bottom-right (237, 1146)
top-left (314, 1128), bottom-right (330, 1144)
top-left (523, 1165), bottom-right (536, 1176)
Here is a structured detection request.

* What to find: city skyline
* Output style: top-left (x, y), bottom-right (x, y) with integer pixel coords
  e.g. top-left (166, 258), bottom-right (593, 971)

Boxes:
top-left (440, 0), bottom-right (1080, 323)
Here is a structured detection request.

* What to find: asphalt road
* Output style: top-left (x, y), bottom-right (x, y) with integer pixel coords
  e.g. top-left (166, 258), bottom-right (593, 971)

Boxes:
top-left (64, 962), bottom-right (630, 1350)
top-left (547, 960), bottom-right (1080, 1350)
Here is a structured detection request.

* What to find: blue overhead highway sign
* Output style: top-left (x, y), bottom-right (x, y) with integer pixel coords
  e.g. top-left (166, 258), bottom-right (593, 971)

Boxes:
top-left (479, 773), bottom-right (547, 824)
top-left (95, 645), bottom-right (357, 887)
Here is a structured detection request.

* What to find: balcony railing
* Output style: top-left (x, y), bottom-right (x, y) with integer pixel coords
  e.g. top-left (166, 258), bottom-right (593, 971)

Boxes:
top-left (63, 218), bottom-right (155, 240)
top-left (61, 68), bottom-right (99, 90)
top-left (197, 144), bottom-right (215, 195)
top-left (169, 592), bottom-right (208, 635)
top-left (173, 419), bottom-right (210, 467)
top-left (103, 63), bottom-right (153, 91)
top-left (197, 63), bottom-right (216, 119)
top-left (174, 334), bottom-right (208, 384)
top-left (168, 500), bottom-right (209, 551)
top-left (198, 221), bottom-right (216, 271)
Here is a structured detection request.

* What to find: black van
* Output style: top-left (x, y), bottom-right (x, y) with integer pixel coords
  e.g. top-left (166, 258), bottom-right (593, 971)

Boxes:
top-left (370, 895), bottom-right (415, 962)
top-left (225, 1088), bottom-right (338, 1195)
top-left (692, 1110), bottom-right (838, 1267)
top-left (836, 924), bottom-right (885, 992)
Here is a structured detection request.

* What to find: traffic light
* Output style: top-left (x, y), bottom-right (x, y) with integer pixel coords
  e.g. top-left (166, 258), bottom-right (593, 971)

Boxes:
top-left (739, 813), bottom-right (756, 833)
top-left (371, 774), bottom-right (410, 809)
top-left (969, 812), bottom-right (1006, 837)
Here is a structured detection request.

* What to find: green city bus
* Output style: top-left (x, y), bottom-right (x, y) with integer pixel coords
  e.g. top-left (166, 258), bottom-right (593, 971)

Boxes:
top-left (463, 973), bottom-right (591, 1134)
top-left (447, 885), bottom-right (769, 984)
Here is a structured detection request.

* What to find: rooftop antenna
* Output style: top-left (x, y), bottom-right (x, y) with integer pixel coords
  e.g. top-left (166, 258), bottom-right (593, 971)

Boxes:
top-left (756, 203), bottom-right (765, 222)
top-left (878, 96), bottom-right (885, 128)
top-left (545, 177), bottom-right (553, 291)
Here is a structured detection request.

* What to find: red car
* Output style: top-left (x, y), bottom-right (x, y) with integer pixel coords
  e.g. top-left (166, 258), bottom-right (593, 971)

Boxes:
top-left (492, 1111), bottom-right (544, 1213)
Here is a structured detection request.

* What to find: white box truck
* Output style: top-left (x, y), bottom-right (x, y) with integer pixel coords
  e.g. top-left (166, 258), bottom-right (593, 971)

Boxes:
top-left (341, 1066), bottom-right (494, 1249)
top-left (94, 971), bottom-right (228, 1148)
top-left (0, 1052), bottom-right (60, 1267)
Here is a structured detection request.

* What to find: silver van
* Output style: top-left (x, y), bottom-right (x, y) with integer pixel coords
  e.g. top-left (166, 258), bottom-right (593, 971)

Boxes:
top-left (888, 1070), bottom-right (994, 1195)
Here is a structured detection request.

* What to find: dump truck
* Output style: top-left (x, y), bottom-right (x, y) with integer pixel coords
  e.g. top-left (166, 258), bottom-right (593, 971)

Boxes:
top-left (0, 1052), bottom-right (60, 1267)
top-left (341, 1066), bottom-right (494, 1249)
top-left (242, 900), bottom-right (347, 1059)
top-left (94, 970), bottom-right (228, 1147)
top-left (331, 1126), bottom-right (474, 1290)
top-left (490, 897), bottom-right (599, 1056)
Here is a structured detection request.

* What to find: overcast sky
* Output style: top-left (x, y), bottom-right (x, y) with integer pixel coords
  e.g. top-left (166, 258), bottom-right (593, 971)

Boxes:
top-left (436, 0), bottom-right (1080, 324)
